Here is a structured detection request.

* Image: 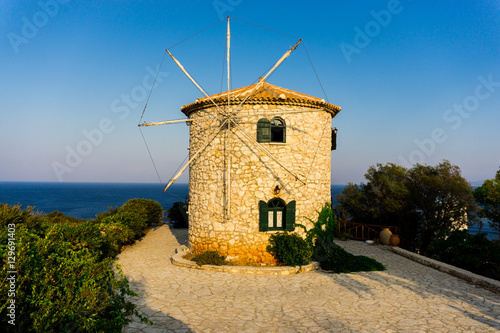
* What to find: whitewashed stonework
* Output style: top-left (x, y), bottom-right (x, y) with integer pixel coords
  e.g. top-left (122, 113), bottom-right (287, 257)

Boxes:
top-left (181, 79), bottom-right (341, 263)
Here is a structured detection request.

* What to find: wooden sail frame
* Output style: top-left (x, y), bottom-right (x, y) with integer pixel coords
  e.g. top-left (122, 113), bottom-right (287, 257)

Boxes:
top-left (139, 16), bottom-right (331, 223)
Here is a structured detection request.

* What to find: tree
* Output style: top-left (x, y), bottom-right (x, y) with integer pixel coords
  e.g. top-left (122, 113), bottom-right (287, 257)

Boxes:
top-left (335, 163), bottom-right (419, 243)
top-left (474, 168), bottom-right (500, 240)
top-left (335, 161), bottom-right (478, 252)
top-left (408, 160), bottom-right (479, 252)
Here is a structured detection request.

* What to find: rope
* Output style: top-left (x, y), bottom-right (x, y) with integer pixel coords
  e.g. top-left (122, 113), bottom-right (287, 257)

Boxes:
top-left (305, 114), bottom-right (329, 181)
top-left (139, 127), bottom-right (163, 186)
top-left (140, 17), bottom-right (227, 124)
top-left (140, 127), bottom-right (187, 201)
top-left (302, 42), bottom-right (329, 103)
top-left (139, 49), bottom-right (168, 124)
top-left (230, 17), bottom-right (300, 40)
top-left (166, 18), bottom-right (226, 50)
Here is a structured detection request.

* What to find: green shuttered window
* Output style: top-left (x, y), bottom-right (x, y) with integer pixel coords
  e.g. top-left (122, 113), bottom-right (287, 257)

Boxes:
top-left (257, 117), bottom-right (286, 143)
top-left (259, 199), bottom-right (296, 232)
top-left (257, 118), bottom-right (271, 142)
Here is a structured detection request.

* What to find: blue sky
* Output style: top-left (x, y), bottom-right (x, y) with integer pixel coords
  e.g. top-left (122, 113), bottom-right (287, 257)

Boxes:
top-left (1, 0), bottom-right (499, 185)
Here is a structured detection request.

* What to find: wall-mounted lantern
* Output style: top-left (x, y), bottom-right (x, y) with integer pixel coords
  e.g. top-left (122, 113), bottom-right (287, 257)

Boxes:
top-left (331, 128), bottom-right (338, 150)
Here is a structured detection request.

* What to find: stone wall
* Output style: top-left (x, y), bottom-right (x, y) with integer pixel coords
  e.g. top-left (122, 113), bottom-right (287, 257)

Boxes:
top-left (187, 103), bottom-right (333, 263)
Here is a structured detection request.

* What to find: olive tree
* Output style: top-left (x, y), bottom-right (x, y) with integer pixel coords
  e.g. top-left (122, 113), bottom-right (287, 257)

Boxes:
top-left (335, 160), bottom-right (478, 252)
top-left (474, 168), bottom-right (500, 240)
top-left (408, 161), bottom-right (478, 252)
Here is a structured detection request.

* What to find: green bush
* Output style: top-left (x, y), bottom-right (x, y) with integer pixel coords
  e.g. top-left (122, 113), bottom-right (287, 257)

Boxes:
top-left (300, 202), bottom-right (385, 273)
top-left (95, 206), bottom-right (120, 222)
top-left (0, 204), bottom-right (150, 332)
top-left (120, 198), bottom-right (162, 227)
top-left (194, 251), bottom-right (227, 266)
top-left (42, 210), bottom-right (85, 225)
top-left (426, 230), bottom-right (500, 280)
top-left (267, 232), bottom-right (312, 266)
top-left (314, 239), bottom-right (385, 272)
top-left (0, 203), bottom-right (43, 231)
top-left (167, 201), bottom-right (188, 228)
top-left (45, 221), bottom-right (115, 260)
top-left (338, 231), bottom-right (353, 241)
top-left (298, 202), bottom-right (338, 250)
top-left (101, 211), bottom-right (147, 239)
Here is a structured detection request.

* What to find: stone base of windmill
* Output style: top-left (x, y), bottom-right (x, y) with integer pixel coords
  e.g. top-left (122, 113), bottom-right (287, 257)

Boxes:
top-left (191, 238), bottom-right (277, 265)
top-left (171, 245), bottom-right (320, 275)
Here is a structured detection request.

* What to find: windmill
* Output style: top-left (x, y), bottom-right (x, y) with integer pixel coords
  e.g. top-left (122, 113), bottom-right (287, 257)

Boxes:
top-left (139, 17), bottom-right (341, 262)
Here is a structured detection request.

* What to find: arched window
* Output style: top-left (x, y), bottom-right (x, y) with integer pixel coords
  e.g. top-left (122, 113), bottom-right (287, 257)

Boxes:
top-left (256, 117), bottom-right (286, 143)
top-left (258, 199), bottom-right (296, 231)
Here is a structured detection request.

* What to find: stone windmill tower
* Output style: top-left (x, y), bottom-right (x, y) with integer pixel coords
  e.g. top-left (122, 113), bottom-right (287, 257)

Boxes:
top-left (140, 17), bottom-right (341, 263)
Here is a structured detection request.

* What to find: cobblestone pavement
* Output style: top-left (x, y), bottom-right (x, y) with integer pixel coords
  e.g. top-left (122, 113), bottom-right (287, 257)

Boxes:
top-left (117, 225), bottom-right (500, 332)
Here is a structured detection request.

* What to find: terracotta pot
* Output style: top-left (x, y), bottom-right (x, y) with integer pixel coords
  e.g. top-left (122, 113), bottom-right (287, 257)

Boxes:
top-left (390, 234), bottom-right (400, 247)
top-left (379, 228), bottom-right (392, 245)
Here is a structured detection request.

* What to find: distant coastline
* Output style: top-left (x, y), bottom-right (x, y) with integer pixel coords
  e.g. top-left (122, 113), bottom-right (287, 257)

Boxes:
top-left (0, 181), bottom-right (496, 240)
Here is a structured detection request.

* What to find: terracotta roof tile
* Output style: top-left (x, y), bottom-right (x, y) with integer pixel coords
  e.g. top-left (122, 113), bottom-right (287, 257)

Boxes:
top-left (181, 78), bottom-right (341, 117)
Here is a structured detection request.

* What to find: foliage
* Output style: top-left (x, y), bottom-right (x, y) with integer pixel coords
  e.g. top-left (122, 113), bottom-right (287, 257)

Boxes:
top-left (119, 198), bottom-right (162, 227)
top-left (167, 201), bottom-right (188, 228)
top-left (314, 240), bottom-right (385, 272)
top-left (267, 232), bottom-right (312, 267)
top-left (42, 210), bottom-right (85, 225)
top-left (335, 160), bottom-right (478, 252)
top-left (95, 206), bottom-right (120, 222)
top-left (300, 203), bottom-right (384, 272)
top-left (298, 202), bottom-right (338, 250)
top-left (426, 230), bottom-right (500, 281)
top-left (335, 164), bottom-right (417, 230)
top-left (44, 221), bottom-right (115, 260)
top-left (408, 161), bottom-right (479, 251)
top-left (0, 202), bottom-right (152, 331)
top-left (474, 168), bottom-right (500, 239)
top-left (102, 211), bottom-right (148, 239)
top-left (194, 250), bottom-right (227, 266)
top-left (338, 231), bottom-right (353, 241)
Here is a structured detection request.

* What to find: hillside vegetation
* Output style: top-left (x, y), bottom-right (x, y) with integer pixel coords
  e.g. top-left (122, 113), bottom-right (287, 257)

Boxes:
top-left (0, 198), bottom-right (162, 332)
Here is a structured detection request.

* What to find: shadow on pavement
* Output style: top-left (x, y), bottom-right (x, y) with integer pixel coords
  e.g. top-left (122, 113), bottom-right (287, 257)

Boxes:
top-left (123, 279), bottom-right (194, 333)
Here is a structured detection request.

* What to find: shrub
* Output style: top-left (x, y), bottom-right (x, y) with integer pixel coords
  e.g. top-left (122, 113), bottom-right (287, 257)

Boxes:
top-left (267, 233), bottom-right (312, 266)
top-left (101, 211), bottom-right (148, 239)
top-left (338, 231), bottom-right (353, 241)
top-left (95, 206), bottom-right (120, 222)
top-left (194, 251), bottom-right (227, 266)
top-left (167, 201), bottom-right (188, 228)
top-left (300, 202), bottom-right (385, 272)
top-left (0, 203), bottom-right (43, 231)
top-left (120, 198), bottom-right (162, 227)
top-left (42, 210), bottom-right (85, 225)
top-left (314, 239), bottom-right (385, 272)
top-left (298, 202), bottom-right (338, 250)
top-left (426, 229), bottom-right (500, 280)
top-left (45, 221), bottom-right (115, 260)
top-left (0, 206), bottom-right (150, 332)
top-left (335, 161), bottom-right (479, 253)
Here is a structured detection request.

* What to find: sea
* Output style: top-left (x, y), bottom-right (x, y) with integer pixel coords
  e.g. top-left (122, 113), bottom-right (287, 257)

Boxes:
top-left (0, 182), bottom-right (496, 240)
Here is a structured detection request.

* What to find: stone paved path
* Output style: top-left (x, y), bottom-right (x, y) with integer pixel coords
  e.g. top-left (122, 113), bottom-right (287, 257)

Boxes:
top-left (117, 225), bottom-right (500, 332)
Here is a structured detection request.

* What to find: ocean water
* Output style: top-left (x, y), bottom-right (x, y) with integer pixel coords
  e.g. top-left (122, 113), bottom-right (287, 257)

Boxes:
top-left (0, 182), bottom-right (188, 220)
top-left (0, 182), bottom-right (496, 240)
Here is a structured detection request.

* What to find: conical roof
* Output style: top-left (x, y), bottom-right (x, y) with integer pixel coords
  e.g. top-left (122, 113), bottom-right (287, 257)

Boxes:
top-left (181, 78), bottom-right (341, 117)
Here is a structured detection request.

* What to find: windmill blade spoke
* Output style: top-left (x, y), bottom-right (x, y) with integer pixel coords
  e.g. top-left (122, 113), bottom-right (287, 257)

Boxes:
top-left (231, 121), bottom-right (306, 185)
top-left (164, 119), bottom-right (228, 191)
top-left (139, 115), bottom-right (221, 127)
top-left (167, 49), bottom-right (227, 117)
top-left (230, 39), bottom-right (302, 116)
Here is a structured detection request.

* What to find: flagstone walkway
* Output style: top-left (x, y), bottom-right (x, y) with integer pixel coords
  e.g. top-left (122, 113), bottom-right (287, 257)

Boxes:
top-left (117, 225), bottom-right (500, 333)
